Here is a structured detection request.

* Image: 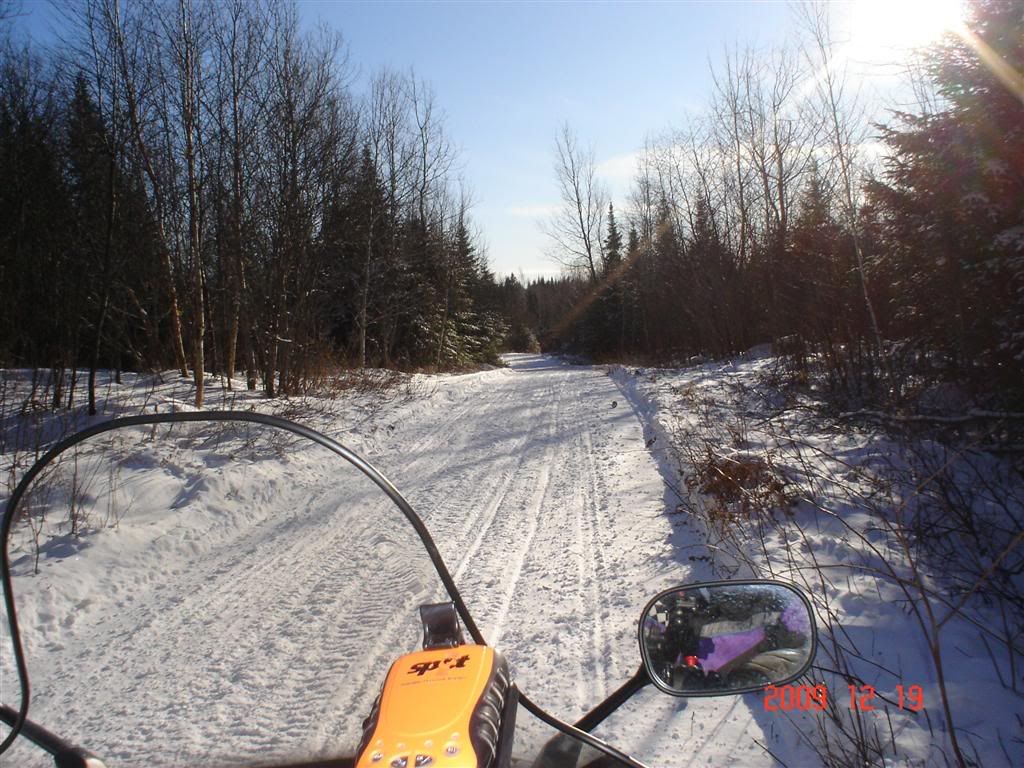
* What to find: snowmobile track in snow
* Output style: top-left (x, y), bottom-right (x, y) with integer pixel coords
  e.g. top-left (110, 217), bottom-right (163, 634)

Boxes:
top-left (10, 354), bottom-right (771, 767)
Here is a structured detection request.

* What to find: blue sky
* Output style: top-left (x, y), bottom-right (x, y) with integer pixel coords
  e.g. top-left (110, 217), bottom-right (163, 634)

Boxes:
top-left (301, 1), bottom-right (795, 279)
top-left (14, 1), bottom-right (939, 280)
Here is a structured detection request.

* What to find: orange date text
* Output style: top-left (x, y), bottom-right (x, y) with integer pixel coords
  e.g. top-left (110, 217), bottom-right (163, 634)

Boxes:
top-left (762, 684), bottom-right (924, 712)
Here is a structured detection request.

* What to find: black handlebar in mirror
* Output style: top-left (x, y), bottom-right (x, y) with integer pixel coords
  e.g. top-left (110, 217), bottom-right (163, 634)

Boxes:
top-left (639, 579), bottom-right (817, 697)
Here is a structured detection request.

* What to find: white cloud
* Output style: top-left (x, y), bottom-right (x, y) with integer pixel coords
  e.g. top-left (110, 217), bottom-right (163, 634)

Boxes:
top-left (506, 204), bottom-right (561, 218)
top-left (595, 151), bottom-right (642, 186)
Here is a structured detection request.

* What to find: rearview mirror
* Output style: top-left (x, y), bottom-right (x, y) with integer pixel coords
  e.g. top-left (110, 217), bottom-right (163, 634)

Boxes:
top-left (639, 580), bottom-right (816, 696)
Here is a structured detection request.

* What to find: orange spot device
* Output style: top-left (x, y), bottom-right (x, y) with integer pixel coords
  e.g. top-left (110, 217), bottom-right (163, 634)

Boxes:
top-left (355, 644), bottom-right (512, 768)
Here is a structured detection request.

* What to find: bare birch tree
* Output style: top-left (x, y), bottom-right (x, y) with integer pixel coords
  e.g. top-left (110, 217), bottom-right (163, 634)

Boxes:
top-left (163, 0), bottom-right (206, 405)
top-left (351, 69), bottom-right (415, 368)
top-left (545, 122), bottom-right (607, 283)
top-left (797, 2), bottom-right (885, 356)
top-left (100, 0), bottom-right (189, 380)
top-left (210, 0), bottom-right (266, 389)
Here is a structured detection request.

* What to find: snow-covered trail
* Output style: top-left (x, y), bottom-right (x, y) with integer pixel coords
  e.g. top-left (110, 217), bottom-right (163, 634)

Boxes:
top-left (377, 356), bottom-right (683, 718)
top-left (3, 354), bottom-right (807, 767)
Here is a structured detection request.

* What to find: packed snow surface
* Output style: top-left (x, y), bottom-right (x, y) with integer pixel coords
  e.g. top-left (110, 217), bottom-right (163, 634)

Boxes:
top-left (612, 354), bottom-right (1023, 767)
top-left (4, 354), bottom-right (1019, 766)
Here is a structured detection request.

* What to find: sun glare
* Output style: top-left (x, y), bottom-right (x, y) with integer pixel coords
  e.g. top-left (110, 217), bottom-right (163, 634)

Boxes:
top-left (845, 0), bottom-right (967, 65)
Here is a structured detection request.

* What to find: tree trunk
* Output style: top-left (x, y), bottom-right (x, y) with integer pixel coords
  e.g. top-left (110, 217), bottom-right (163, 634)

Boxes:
top-left (359, 215), bottom-right (374, 368)
top-left (179, 0), bottom-right (204, 407)
top-left (90, 131), bottom-right (119, 417)
top-left (109, 1), bottom-right (189, 378)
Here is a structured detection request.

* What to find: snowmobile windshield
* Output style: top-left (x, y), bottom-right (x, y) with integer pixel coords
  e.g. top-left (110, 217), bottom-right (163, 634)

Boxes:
top-left (0, 413), bottom-right (498, 767)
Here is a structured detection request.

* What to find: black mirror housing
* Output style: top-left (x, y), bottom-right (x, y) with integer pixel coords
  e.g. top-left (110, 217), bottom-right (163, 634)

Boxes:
top-left (639, 579), bottom-right (817, 697)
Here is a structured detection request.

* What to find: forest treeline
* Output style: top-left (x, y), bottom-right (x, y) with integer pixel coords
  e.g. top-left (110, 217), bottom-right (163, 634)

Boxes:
top-left (2, 0), bottom-right (1021, 412)
top-left (1, 0), bottom-right (510, 411)
top-left (515, 0), bottom-right (1023, 406)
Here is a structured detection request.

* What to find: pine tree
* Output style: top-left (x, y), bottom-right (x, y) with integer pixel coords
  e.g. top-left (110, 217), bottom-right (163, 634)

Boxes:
top-left (324, 144), bottom-right (390, 366)
top-left (623, 224), bottom-right (645, 353)
top-left (0, 48), bottom-right (77, 388)
top-left (688, 198), bottom-right (736, 355)
top-left (868, 0), bottom-right (1024, 395)
top-left (602, 202), bottom-right (623, 277)
top-left (66, 74), bottom-right (124, 413)
top-left (595, 202), bottom-right (625, 357)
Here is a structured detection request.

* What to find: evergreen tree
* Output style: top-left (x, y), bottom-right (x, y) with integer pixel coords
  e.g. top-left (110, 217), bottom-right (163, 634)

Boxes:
top-left (602, 202), bottom-right (623, 277)
top-left (501, 273), bottom-right (539, 352)
top-left (590, 202), bottom-right (625, 358)
top-left (65, 74), bottom-right (133, 412)
top-left (868, 0), bottom-right (1024, 394)
top-left (688, 198), bottom-right (737, 355)
top-left (622, 224), bottom-right (645, 352)
top-left (324, 143), bottom-right (391, 365)
top-left (435, 216), bottom-right (500, 366)
top-left (0, 48), bottom-right (77, 389)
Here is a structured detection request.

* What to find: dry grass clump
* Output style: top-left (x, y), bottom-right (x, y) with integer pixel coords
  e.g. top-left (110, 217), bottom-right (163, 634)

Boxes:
top-left (657, 364), bottom-right (1024, 767)
top-left (687, 448), bottom-right (792, 525)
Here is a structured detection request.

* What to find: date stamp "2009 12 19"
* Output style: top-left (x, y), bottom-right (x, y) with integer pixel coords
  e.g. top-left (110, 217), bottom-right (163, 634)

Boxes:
top-left (762, 684), bottom-right (925, 712)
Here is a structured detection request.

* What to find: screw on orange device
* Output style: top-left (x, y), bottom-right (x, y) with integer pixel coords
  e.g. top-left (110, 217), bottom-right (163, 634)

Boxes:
top-left (355, 604), bottom-right (516, 768)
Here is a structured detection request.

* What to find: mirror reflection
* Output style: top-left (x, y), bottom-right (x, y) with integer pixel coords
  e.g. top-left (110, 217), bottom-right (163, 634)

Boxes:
top-left (640, 581), bottom-right (815, 695)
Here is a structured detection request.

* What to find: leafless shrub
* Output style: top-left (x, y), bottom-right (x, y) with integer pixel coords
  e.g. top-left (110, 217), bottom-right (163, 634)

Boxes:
top-left (685, 448), bottom-right (792, 528)
top-left (11, 443), bottom-right (104, 572)
top-left (668, 372), bottom-right (1023, 767)
top-left (321, 368), bottom-right (411, 398)
top-left (65, 449), bottom-right (88, 536)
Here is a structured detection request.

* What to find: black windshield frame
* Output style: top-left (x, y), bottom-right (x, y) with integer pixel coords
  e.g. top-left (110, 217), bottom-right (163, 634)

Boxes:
top-left (0, 411), bottom-right (649, 768)
top-left (0, 410), bottom-right (485, 754)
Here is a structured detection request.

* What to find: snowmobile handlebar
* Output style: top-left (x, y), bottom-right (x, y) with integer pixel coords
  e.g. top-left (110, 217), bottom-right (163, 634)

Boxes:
top-left (0, 704), bottom-right (107, 768)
